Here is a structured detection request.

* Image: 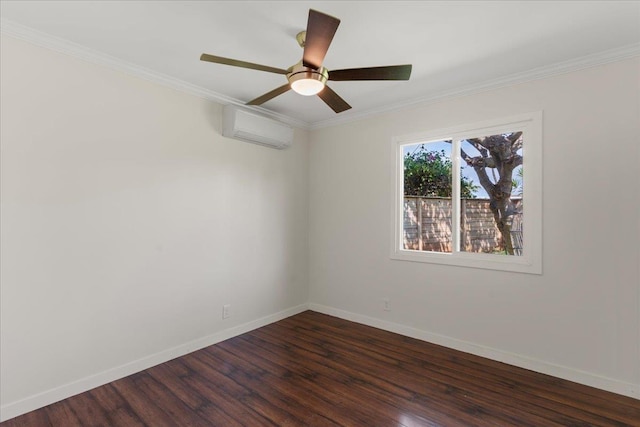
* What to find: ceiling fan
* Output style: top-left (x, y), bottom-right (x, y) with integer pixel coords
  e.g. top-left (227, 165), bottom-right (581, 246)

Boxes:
top-left (200, 9), bottom-right (412, 113)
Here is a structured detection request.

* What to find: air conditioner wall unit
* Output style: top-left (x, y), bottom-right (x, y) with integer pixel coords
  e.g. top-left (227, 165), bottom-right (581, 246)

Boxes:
top-left (222, 105), bottom-right (294, 149)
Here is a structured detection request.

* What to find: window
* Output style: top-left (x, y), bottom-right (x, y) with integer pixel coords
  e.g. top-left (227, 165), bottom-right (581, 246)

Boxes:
top-left (390, 112), bottom-right (542, 274)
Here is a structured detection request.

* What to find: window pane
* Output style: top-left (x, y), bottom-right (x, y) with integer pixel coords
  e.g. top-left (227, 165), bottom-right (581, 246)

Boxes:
top-left (403, 141), bottom-right (453, 252)
top-left (459, 132), bottom-right (523, 256)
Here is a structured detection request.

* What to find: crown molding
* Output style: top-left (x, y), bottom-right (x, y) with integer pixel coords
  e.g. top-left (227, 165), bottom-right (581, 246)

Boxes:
top-left (310, 42), bottom-right (640, 130)
top-left (0, 18), bottom-right (310, 130)
top-left (2, 18), bottom-right (638, 131)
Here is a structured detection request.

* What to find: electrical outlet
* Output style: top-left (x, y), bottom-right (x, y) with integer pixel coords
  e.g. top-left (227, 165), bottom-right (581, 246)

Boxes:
top-left (382, 298), bottom-right (390, 312)
top-left (222, 304), bottom-right (231, 319)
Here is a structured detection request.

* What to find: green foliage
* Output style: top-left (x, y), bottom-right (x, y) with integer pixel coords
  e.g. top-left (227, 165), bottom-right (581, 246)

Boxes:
top-left (404, 146), bottom-right (478, 198)
top-left (511, 167), bottom-right (524, 197)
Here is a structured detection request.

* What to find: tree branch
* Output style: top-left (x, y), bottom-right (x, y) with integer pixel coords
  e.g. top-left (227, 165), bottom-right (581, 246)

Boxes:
top-left (507, 132), bottom-right (523, 144)
top-left (513, 155), bottom-right (523, 168)
top-left (461, 148), bottom-right (497, 168)
top-left (473, 166), bottom-right (496, 195)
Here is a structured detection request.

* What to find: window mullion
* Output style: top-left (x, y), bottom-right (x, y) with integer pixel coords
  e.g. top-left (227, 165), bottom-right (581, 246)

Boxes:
top-left (451, 138), bottom-right (461, 253)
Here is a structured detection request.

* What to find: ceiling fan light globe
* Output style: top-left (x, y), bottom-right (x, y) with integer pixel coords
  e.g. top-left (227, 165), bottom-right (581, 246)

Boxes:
top-left (287, 64), bottom-right (329, 96)
top-left (291, 78), bottom-right (325, 96)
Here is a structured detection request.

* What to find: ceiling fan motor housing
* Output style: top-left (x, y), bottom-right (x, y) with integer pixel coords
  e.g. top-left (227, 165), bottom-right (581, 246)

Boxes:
top-left (287, 62), bottom-right (329, 95)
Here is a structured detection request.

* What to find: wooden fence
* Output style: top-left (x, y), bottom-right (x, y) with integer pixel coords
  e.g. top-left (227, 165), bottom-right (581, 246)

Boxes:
top-left (403, 197), bottom-right (523, 254)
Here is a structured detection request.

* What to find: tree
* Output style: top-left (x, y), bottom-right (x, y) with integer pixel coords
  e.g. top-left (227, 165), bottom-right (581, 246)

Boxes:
top-left (460, 132), bottom-right (523, 255)
top-left (404, 147), bottom-right (478, 198)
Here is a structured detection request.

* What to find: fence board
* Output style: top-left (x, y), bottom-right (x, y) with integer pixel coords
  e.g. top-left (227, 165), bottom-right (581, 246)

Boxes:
top-left (403, 197), bottom-right (523, 255)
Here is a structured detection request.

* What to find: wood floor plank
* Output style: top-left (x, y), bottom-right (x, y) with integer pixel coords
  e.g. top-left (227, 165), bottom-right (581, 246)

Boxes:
top-left (228, 330), bottom-right (460, 426)
top-left (145, 362), bottom-right (243, 427)
top-left (250, 322), bottom-right (557, 427)
top-left (289, 311), bottom-right (640, 424)
top-left (200, 343), bottom-right (339, 426)
top-left (189, 349), bottom-right (301, 426)
top-left (176, 354), bottom-right (276, 426)
top-left (301, 312), bottom-right (640, 424)
top-left (2, 310), bottom-right (638, 426)
top-left (0, 409), bottom-right (51, 427)
top-left (88, 384), bottom-right (146, 427)
top-left (109, 374), bottom-right (178, 427)
top-left (63, 390), bottom-right (114, 427)
top-left (42, 400), bottom-right (83, 427)
top-left (161, 358), bottom-right (259, 426)
top-left (213, 337), bottom-right (404, 426)
top-left (269, 315), bottom-right (625, 426)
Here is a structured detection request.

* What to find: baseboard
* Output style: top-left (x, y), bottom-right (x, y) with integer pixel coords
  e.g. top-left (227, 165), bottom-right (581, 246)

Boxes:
top-left (0, 303), bottom-right (309, 422)
top-left (3, 302), bottom-right (636, 422)
top-left (308, 303), bottom-right (639, 400)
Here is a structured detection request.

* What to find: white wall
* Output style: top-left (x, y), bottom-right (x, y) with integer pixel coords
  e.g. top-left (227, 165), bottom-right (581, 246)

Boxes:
top-left (1, 32), bottom-right (638, 422)
top-left (0, 35), bottom-right (309, 418)
top-left (308, 58), bottom-right (640, 398)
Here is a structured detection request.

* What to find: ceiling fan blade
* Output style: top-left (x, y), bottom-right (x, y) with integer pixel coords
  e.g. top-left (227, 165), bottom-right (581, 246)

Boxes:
top-left (303, 9), bottom-right (340, 70)
top-left (329, 64), bottom-right (413, 81)
top-left (317, 85), bottom-right (351, 113)
top-left (246, 84), bottom-right (291, 106)
top-left (200, 53), bottom-right (288, 75)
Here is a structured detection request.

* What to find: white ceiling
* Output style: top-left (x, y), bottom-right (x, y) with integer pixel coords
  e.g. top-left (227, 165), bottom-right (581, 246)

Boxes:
top-left (1, 1), bottom-right (639, 127)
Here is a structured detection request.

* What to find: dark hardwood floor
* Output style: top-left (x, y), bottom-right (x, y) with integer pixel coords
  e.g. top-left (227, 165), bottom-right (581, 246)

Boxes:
top-left (2, 310), bottom-right (639, 426)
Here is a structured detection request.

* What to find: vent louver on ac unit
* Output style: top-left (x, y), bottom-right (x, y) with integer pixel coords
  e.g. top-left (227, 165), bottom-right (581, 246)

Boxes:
top-left (222, 105), bottom-right (294, 149)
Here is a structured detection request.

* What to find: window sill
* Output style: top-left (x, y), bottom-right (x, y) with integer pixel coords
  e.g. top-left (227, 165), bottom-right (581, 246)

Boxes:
top-left (390, 248), bottom-right (542, 275)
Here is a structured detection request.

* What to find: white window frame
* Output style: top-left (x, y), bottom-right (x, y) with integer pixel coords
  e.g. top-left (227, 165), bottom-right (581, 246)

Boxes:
top-left (390, 112), bottom-right (542, 274)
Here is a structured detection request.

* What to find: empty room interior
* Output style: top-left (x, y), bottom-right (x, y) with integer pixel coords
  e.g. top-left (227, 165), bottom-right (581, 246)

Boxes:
top-left (1, 1), bottom-right (639, 425)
